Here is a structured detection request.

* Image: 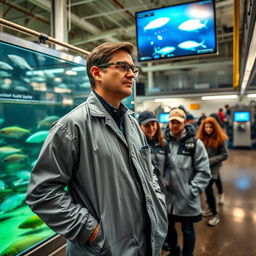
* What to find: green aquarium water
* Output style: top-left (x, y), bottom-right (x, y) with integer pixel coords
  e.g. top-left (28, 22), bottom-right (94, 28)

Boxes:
top-left (0, 32), bottom-right (87, 256)
top-left (0, 102), bottom-right (74, 256)
top-left (0, 32), bottom-right (135, 255)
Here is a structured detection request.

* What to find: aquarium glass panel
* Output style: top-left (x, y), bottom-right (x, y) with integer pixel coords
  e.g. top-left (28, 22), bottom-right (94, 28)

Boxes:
top-left (0, 32), bottom-right (135, 255)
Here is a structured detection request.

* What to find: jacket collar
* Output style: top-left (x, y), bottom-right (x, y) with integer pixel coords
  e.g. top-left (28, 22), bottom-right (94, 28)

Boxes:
top-left (87, 91), bottom-right (133, 117)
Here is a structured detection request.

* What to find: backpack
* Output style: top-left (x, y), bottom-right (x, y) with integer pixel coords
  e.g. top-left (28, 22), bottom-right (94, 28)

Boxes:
top-left (180, 136), bottom-right (198, 172)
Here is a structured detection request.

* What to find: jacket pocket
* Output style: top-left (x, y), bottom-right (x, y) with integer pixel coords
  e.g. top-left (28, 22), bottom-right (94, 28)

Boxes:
top-left (82, 222), bottom-right (105, 255)
top-left (106, 235), bottom-right (139, 256)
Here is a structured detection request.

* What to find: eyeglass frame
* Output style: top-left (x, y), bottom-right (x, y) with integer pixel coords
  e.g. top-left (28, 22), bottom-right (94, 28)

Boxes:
top-left (96, 61), bottom-right (140, 77)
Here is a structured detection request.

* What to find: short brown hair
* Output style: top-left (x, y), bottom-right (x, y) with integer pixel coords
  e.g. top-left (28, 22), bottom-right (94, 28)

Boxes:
top-left (86, 42), bottom-right (135, 88)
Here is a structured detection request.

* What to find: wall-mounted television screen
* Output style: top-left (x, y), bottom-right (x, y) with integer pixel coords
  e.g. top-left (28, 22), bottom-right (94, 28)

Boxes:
top-left (135, 0), bottom-right (217, 62)
top-left (234, 112), bottom-right (250, 122)
top-left (159, 112), bottom-right (169, 123)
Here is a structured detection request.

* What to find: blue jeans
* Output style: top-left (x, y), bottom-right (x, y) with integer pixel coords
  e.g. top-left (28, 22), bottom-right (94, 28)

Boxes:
top-left (205, 179), bottom-right (217, 215)
top-left (214, 174), bottom-right (223, 194)
top-left (165, 215), bottom-right (196, 256)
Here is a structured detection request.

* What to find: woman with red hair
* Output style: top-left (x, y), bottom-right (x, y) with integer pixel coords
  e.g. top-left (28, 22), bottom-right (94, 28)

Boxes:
top-left (197, 117), bottom-right (229, 226)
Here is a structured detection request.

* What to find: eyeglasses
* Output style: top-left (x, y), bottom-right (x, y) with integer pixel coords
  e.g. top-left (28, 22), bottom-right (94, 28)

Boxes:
top-left (97, 61), bottom-right (140, 77)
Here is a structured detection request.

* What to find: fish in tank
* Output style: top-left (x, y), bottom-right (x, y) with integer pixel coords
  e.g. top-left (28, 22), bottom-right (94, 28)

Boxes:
top-left (0, 32), bottom-right (87, 256)
top-left (0, 32), bottom-right (135, 255)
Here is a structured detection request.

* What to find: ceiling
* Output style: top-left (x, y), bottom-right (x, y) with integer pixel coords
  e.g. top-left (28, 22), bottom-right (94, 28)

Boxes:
top-left (0, 0), bottom-right (237, 50)
top-left (0, 0), bottom-right (247, 96)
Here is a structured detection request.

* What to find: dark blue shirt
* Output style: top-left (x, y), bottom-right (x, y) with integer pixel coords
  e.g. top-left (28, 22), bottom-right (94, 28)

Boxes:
top-left (93, 91), bottom-right (127, 136)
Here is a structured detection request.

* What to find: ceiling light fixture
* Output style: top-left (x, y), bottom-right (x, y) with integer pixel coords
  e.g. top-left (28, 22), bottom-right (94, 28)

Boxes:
top-left (247, 94), bottom-right (256, 98)
top-left (201, 95), bottom-right (238, 100)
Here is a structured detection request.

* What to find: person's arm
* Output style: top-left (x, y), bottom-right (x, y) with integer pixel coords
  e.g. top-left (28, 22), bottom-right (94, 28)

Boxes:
top-left (209, 142), bottom-right (229, 166)
top-left (190, 139), bottom-right (211, 197)
top-left (26, 123), bottom-right (98, 245)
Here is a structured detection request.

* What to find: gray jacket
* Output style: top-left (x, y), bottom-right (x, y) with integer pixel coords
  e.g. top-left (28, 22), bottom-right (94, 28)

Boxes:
top-left (147, 138), bottom-right (171, 193)
top-left (165, 125), bottom-right (211, 217)
top-left (26, 92), bottom-right (168, 256)
top-left (205, 142), bottom-right (229, 179)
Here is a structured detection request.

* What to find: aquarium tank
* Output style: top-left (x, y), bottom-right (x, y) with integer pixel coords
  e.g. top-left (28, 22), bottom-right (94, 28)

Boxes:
top-left (0, 32), bottom-right (134, 256)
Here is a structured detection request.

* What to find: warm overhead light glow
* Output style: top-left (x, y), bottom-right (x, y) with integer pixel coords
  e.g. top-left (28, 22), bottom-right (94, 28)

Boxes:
top-left (201, 95), bottom-right (238, 100)
top-left (154, 98), bottom-right (181, 102)
top-left (247, 94), bottom-right (256, 98)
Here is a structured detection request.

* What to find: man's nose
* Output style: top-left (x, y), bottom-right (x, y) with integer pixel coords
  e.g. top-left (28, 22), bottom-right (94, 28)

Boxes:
top-left (126, 68), bottom-right (135, 78)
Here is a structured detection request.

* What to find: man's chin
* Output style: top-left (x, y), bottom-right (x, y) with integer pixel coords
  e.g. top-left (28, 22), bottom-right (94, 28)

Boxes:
top-left (122, 89), bottom-right (132, 98)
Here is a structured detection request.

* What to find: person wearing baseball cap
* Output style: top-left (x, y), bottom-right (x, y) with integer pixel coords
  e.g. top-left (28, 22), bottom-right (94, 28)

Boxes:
top-left (169, 108), bottom-right (186, 122)
top-left (138, 111), bottom-right (158, 126)
top-left (138, 111), bottom-right (172, 194)
top-left (162, 108), bottom-right (211, 256)
top-left (168, 108), bottom-right (187, 137)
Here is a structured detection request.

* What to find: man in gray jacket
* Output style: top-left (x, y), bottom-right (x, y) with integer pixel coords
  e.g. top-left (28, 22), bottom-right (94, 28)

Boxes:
top-left (26, 42), bottom-right (168, 256)
top-left (163, 108), bottom-right (211, 256)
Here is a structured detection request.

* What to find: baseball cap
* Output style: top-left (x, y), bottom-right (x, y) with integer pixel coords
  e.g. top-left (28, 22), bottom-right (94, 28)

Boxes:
top-left (138, 111), bottom-right (158, 125)
top-left (186, 113), bottom-right (194, 120)
top-left (169, 108), bottom-right (186, 122)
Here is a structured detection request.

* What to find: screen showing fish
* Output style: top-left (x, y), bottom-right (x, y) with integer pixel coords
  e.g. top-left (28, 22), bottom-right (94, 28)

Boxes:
top-left (136, 0), bottom-right (217, 62)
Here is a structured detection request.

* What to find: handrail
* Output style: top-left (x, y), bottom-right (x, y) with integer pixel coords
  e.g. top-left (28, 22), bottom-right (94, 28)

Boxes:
top-left (0, 18), bottom-right (90, 56)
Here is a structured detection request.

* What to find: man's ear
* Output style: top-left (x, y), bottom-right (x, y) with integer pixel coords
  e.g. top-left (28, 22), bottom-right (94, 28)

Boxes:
top-left (91, 66), bottom-right (103, 82)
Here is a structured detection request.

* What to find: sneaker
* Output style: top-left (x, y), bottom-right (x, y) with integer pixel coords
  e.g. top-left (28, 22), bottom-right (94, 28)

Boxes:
top-left (202, 209), bottom-right (213, 217)
top-left (218, 193), bottom-right (225, 205)
top-left (162, 242), bottom-right (171, 251)
top-left (208, 215), bottom-right (220, 226)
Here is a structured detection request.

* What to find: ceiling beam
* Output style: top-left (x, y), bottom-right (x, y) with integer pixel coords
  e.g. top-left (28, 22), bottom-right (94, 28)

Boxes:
top-left (25, 0), bottom-right (119, 42)
top-left (71, 25), bottom-right (134, 46)
top-left (69, 0), bottom-right (96, 7)
top-left (82, 6), bottom-right (141, 20)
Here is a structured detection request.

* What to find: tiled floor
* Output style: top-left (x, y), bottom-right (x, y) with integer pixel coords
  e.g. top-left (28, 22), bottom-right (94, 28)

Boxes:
top-left (162, 149), bottom-right (256, 256)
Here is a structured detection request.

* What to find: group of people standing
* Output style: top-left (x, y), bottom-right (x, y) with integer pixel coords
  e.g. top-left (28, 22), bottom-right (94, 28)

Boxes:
top-left (25, 41), bottom-right (228, 256)
top-left (138, 107), bottom-right (229, 256)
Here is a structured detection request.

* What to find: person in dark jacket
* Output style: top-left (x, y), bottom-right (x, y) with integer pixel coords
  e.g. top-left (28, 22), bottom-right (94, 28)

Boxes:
top-left (209, 113), bottom-right (226, 204)
top-left (26, 42), bottom-right (168, 256)
top-left (197, 117), bottom-right (229, 226)
top-left (138, 111), bottom-right (171, 193)
top-left (163, 108), bottom-right (211, 256)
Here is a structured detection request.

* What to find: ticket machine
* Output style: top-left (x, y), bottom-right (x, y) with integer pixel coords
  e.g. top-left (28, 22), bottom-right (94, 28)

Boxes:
top-left (232, 109), bottom-right (252, 147)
